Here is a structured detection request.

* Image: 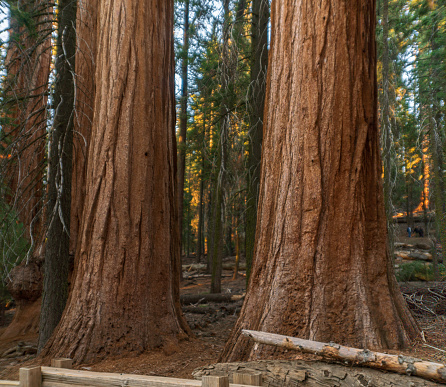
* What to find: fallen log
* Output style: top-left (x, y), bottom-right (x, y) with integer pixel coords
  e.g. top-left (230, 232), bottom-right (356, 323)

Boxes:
top-left (182, 263), bottom-right (247, 272)
top-left (181, 293), bottom-right (245, 305)
top-left (182, 305), bottom-right (240, 314)
top-left (242, 330), bottom-right (446, 385)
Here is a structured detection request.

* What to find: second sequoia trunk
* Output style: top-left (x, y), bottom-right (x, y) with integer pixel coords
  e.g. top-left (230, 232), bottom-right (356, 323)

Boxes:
top-left (40, 0), bottom-right (189, 362)
top-left (221, 0), bottom-right (419, 362)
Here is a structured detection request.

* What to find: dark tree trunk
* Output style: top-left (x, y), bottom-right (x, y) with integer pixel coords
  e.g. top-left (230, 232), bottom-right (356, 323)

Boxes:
top-left (206, 187), bottom-right (213, 274)
top-left (221, 0), bottom-right (419, 362)
top-left (38, 0), bottom-right (77, 352)
top-left (381, 0), bottom-right (394, 257)
top-left (245, 0), bottom-right (269, 283)
top-left (197, 160), bottom-right (205, 263)
top-left (210, 0), bottom-right (230, 294)
top-left (39, 0), bottom-right (189, 363)
top-left (225, 210), bottom-right (233, 257)
top-left (178, 0), bottom-right (190, 259)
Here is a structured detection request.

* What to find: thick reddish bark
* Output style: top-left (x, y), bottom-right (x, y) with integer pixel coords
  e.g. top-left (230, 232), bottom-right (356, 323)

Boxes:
top-left (40, 0), bottom-right (189, 363)
top-left (2, 0), bottom-right (52, 244)
top-left (70, 0), bottom-right (98, 255)
top-left (221, 0), bottom-right (419, 362)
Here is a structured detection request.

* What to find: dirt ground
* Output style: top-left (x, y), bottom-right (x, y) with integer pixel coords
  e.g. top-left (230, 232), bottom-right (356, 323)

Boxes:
top-left (0, 253), bottom-right (445, 382)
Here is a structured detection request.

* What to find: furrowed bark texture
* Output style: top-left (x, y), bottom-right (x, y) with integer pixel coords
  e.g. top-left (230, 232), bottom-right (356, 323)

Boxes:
top-left (245, 0), bottom-right (269, 283)
top-left (40, 0), bottom-right (189, 362)
top-left (70, 0), bottom-right (99, 255)
top-left (38, 0), bottom-right (77, 351)
top-left (220, 0), bottom-right (419, 362)
top-left (2, 0), bottom-right (52, 244)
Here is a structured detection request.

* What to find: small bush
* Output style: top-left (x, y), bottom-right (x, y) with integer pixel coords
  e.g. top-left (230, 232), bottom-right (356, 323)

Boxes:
top-left (396, 261), bottom-right (446, 282)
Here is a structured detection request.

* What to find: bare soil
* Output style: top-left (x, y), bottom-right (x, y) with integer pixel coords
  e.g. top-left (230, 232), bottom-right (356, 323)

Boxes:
top-left (0, 254), bottom-right (445, 383)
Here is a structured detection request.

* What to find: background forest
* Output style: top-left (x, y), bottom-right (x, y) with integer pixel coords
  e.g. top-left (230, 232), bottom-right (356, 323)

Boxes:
top-left (172, 0), bottom-right (446, 282)
top-left (0, 0), bottom-right (444, 360)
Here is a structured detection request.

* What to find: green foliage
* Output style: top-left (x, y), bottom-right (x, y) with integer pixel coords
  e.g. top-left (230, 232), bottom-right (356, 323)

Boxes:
top-left (0, 198), bottom-right (30, 306)
top-left (396, 260), bottom-right (446, 281)
top-left (175, 0), bottom-right (252, 258)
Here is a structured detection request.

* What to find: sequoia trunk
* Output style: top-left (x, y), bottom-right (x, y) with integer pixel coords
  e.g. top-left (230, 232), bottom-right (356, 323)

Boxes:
top-left (40, 0), bottom-right (189, 362)
top-left (221, 0), bottom-right (419, 362)
top-left (70, 0), bottom-right (99, 255)
top-left (2, 0), bottom-right (52, 245)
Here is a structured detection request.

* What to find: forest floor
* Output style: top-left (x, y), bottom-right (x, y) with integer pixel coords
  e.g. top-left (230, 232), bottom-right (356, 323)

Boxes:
top-left (0, 249), bottom-right (445, 382)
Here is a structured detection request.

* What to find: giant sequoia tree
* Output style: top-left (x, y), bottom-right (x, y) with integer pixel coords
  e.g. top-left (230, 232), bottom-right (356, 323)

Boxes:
top-left (40, 0), bottom-right (189, 362)
top-left (70, 0), bottom-right (98, 255)
top-left (221, 0), bottom-right (419, 361)
top-left (2, 0), bottom-right (52, 245)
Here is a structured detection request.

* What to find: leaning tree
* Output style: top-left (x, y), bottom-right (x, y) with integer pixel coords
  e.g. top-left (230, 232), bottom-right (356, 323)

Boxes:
top-left (221, 0), bottom-right (419, 362)
top-left (40, 0), bottom-right (189, 362)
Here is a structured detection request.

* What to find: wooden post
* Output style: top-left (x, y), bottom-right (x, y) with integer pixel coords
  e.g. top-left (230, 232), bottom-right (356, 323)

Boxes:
top-left (19, 367), bottom-right (41, 387)
top-left (232, 373), bottom-right (262, 386)
top-left (51, 358), bottom-right (73, 369)
top-left (202, 375), bottom-right (229, 387)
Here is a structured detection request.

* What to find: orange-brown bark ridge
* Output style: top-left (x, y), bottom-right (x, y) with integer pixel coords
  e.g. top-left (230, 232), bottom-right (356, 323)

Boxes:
top-left (221, 0), bottom-right (419, 362)
top-left (40, 0), bottom-right (189, 363)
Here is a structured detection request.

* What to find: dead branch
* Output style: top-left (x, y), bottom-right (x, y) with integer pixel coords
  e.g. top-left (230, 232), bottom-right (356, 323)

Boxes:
top-left (242, 330), bottom-right (446, 384)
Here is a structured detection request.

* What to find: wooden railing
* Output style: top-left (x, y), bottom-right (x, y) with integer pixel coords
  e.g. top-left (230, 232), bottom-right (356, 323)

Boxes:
top-left (1, 358), bottom-right (262, 387)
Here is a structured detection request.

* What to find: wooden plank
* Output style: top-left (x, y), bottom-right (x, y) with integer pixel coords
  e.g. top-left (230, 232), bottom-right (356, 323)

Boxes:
top-left (41, 368), bottom-right (247, 387)
top-left (50, 360), bottom-right (73, 370)
top-left (19, 367), bottom-right (41, 387)
top-left (0, 382), bottom-right (20, 387)
top-left (242, 330), bottom-right (446, 385)
top-left (202, 376), bottom-right (229, 387)
top-left (232, 373), bottom-right (262, 386)
top-left (41, 368), bottom-right (201, 387)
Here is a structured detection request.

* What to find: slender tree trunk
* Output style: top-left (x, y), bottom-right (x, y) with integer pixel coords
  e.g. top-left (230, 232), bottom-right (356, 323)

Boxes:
top-left (70, 0), bottom-right (99, 256)
top-left (178, 0), bottom-right (190, 259)
top-left (245, 0), bottom-right (269, 283)
top-left (39, 0), bottom-right (189, 362)
top-left (221, 0), bottom-right (419, 362)
top-left (232, 232), bottom-right (240, 280)
top-left (421, 148), bottom-right (429, 236)
top-left (225, 208), bottom-right (233, 256)
top-left (206, 187), bottom-right (213, 274)
top-left (210, 0), bottom-right (230, 294)
top-left (430, 110), bottom-right (444, 281)
top-left (405, 176), bottom-right (411, 229)
top-left (186, 161), bottom-right (191, 259)
top-left (381, 0), bottom-right (395, 257)
top-left (197, 159), bottom-right (205, 263)
top-left (38, 0), bottom-right (77, 352)
top-left (429, 22), bottom-right (446, 279)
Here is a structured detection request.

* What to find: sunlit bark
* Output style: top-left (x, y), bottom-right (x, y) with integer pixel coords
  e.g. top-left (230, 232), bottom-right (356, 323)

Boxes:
top-left (40, 0), bottom-right (189, 362)
top-left (221, 0), bottom-right (419, 362)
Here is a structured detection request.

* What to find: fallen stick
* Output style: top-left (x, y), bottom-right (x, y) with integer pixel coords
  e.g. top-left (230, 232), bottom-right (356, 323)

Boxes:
top-left (182, 305), bottom-right (240, 314)
top-left (182, 263), bottom-right (247, 272)
top-left (181, 293), bottom-right (245, 305)
top-left (242, 329), bottom-right (446, 384)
